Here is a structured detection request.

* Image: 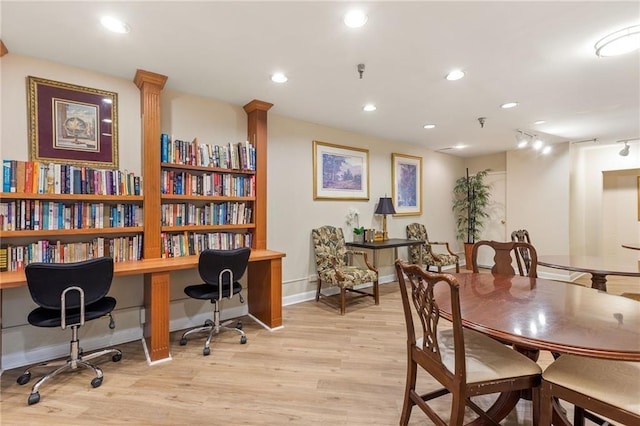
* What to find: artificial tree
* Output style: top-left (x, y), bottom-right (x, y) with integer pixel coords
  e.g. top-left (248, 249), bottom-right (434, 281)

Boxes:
top-left (452, 168), bottom-right (491, 269)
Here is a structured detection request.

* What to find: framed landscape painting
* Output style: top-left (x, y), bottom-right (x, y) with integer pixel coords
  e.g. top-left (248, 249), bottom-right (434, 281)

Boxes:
top-left (313, 140), bottom-right (369, 200)
top-left (392, 153), bottom-right (422, 216)
top-left (27, 76), bottom-right (119, 169)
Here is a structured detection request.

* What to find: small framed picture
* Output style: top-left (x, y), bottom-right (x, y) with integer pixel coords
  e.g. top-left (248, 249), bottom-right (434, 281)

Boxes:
top-left (392, 153), bottom-right (422, 216)
top-left (27, 76), bottom-right (119, 169)
top-left (313, 140), bottom-right (369, 200)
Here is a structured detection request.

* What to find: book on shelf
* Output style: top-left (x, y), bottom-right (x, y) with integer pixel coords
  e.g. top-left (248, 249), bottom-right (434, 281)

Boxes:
top-left (3, 160), bottom-right (12, 192)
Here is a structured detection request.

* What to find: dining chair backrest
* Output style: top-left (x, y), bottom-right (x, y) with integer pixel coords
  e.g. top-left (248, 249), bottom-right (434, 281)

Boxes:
top-left (511, 229), bottom-right (533, 275)
top-left (471, 240), bottom-right (538, 277)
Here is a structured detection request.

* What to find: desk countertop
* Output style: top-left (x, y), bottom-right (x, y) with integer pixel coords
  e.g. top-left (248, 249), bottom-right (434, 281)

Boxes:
top-left (346, 238), bottom-right (424, 249)
top-left (0, 249), bottom-right (286, 289)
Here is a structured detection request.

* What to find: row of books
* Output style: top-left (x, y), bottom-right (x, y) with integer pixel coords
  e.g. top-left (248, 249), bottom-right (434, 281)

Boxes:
top-left (0, 235), bottom-right (143, 271)
top-left (161, 134), bottom-right (256, 171)
top-left (161, 202), bottom-right (252, 226)
top-left (0, 200), bottom-right (143, 231)
top-left (160, 231), bottom-right (252, 258)
top-left (1, 160), bottom-right (143, 196)
top-left (160, 170), bottom-right (255, 197)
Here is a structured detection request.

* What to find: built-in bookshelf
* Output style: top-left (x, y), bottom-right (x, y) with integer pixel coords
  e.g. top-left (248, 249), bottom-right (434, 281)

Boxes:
top-left (0, 161), bottom-right (144, 271)
top-left (158, 135), bottom-right (256, 257)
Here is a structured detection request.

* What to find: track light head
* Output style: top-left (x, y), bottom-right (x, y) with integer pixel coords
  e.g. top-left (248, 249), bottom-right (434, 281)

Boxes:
top-left (619, 142), bottom-right (630, 156)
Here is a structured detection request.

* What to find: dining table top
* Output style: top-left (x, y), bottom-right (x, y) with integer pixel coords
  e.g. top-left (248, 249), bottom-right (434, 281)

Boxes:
top-left (433, 272), bottom-right (640, 361)
top-left (537, 255), bottom-right (640, 277)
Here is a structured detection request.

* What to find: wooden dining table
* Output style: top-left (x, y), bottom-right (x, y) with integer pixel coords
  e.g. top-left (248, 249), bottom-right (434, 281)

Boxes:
top-left (538, 254), bottom-right (640, 292)
top-left (433, 272), bottom-right (640, 425)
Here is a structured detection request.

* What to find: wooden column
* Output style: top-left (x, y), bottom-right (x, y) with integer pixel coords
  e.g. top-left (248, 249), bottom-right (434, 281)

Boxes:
top-left (134, 69), bottom-right (167, 260)
top-left (243, 100), bottom-right (273, 250)
top-left (134, 69), bottom-right (170, 362)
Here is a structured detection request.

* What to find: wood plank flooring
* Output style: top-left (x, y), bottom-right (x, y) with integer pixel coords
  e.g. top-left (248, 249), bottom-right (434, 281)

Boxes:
top-left (2, 271), bottom-right (636, 425)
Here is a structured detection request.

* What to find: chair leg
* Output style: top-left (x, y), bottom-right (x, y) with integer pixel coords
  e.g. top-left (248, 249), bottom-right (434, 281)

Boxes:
top-left (374, 280), bottom-right (379, 305)
top-left (340, 287), bottom-right (346, 315)
top-left (180, 300), bottom-right (247, 355)
top-left (455, 260), bottom-right (460, 273)
top-left (573, 406), bottom-right (585, 426)
top-left (400, 356), bottom-right (417, 426)
top-left (315, 279), bottom-right (322, 302)
top-left (449, 391), bottom-right (466, 426)
top-left (539, 381), bottom-right (553, 426)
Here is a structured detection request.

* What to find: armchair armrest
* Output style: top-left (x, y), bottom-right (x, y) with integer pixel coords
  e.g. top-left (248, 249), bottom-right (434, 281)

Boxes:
top-left (346, 250), bottom-right (378, 273)
top-left (428, 242), bottom-right (458, 257)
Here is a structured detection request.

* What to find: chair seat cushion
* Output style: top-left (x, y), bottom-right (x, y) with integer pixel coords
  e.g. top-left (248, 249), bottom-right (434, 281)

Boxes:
top-left (184, 282), bottom-right (243, 301)
top-left (435, 328), bottom-right (541, 383)
top-left (426, 253), bottom-right (458, 267)
top-left (543, 354), bottom-right (640, 415)
top-left (27, 297), bottom-right (117, 328)
top-left (319, 266), bottom-right (377, 289)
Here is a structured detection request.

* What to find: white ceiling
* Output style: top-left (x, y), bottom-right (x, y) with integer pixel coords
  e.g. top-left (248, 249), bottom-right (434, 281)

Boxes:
top-left (2, 1), bottom-right (639, 157)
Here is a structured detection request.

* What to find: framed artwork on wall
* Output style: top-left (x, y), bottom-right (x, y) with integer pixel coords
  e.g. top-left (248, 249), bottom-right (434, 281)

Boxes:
top-left (313, 140), bottom-right (369, 200)
top-left (392, 153), bottom-right (422, 216)
top-left (27, 76), bottom-right (119, 169)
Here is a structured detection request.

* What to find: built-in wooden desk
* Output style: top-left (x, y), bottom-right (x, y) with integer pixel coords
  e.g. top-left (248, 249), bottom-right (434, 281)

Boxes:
top-left (0, 249), bottom-right (285, 363)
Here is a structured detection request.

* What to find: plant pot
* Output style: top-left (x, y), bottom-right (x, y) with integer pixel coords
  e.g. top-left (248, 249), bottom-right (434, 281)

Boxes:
top-left (353, 233), bottom-right (365, 243)
top-left (464, 243), bottom-right (474, 270)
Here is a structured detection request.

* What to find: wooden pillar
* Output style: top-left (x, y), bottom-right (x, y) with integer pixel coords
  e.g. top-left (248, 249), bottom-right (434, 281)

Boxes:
top-left (243, 100), bottom-right (273, 250)
top-left (134, 69), bottom-right (169, 361)
top-left (133, 69), bottom-right (167, 260)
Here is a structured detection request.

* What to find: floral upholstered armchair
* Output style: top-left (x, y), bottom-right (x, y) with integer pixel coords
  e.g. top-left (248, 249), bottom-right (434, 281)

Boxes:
top-left (406, 223), bottom-right (460, 273)
top-left (311, 225), bottom-right (378, 315)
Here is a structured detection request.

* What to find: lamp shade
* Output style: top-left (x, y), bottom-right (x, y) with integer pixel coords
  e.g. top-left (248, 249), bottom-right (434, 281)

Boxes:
top-left (375, 197), bottom-right (396, 215)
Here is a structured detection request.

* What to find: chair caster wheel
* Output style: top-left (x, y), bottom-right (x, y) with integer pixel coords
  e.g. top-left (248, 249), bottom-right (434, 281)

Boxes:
top-left (112, 353), bottom-right (122, 362)
top-left (27, 392), bottom-right (40, 405)
top-left (17, 372), bottom-right (31, 385)
top-left (236, 322), bottom-right (243, 330)
top-left (91, 377), bottom-right (103, 388)
top-left (203, 347), bottom-right (210, 356)
top-left (240, 336), bottom-right (247, 344)
top-left (204, 319), bottom-right (214, 327)
top-left (179, 338), bottom-right (187, 346)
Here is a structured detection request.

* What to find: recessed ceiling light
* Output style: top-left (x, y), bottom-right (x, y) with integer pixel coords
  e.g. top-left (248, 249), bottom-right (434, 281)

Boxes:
top-left (100, 16), bottom-right (130, 34)
top-left (534, 120), bottom-right (546, 125)
top-left (363, 104), bottom-right (376, 112)
top-left (595, 25), bottom-right (640, 57)
top-left (344, 10), bottom-right (368, 28)
top-left (500, 102), bottom-right (518, 109)
top-left (423, 124), bottom-right (436, 129)
top-left (445, 70), bottom-right (465, 81)
top-left (271, 73), bottom-right (288, 83)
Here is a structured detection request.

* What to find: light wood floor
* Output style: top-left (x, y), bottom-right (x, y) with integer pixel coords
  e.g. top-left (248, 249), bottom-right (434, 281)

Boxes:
top-left (1, 272), bottom-right (636, 425)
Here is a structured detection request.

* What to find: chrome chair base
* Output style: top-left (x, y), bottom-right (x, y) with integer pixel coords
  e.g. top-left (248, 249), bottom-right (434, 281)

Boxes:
top-left (17, 325), bottom-right (122, 405)
top-left (179, 303), bottom-right (247, 356)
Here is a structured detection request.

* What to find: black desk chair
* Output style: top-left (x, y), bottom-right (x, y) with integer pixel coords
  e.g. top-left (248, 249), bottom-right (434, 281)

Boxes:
top-left (17, 257), bottom-right (122, 405)
top-left (179, 247), bottom-right (250, 355)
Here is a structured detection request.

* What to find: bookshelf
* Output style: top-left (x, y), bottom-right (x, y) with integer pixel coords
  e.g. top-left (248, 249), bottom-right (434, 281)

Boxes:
top-left (135, 70), bottom-right (282, 362)
top-left (0, 183), bottom-right (144, 271)
top-left (157, 137), bottom-right (257, 256)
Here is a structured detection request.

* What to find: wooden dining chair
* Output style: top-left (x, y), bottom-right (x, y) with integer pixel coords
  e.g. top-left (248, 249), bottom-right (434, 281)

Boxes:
top-left (510, 229), bottom-right (533, 275)
top-left (539, 354), bottom-right (640, 425)
top-left (394, 260), bottom-right (541, 425)
top-left (471, 240), bottom-right (538, 277)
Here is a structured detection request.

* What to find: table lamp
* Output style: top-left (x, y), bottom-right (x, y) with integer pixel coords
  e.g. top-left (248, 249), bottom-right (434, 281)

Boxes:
top-left (375, 196), bottom-right (396, 241)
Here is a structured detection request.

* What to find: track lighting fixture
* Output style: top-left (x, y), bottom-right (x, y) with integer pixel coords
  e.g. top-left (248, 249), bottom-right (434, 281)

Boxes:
top-left (619, 141), bottom-right (630, 156)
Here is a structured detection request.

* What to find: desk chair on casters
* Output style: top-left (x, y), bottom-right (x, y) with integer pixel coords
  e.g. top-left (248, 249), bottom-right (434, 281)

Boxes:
top-left (17, 257), bottom-right (122, 405)
top-left (179, 247), bottom-right (251, 356)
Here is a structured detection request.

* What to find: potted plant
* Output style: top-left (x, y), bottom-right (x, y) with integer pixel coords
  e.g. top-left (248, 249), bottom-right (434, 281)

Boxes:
top-left (452, 168), bottom-right (491, 269)
top-left (346, 208), bottom-right (365, 243)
